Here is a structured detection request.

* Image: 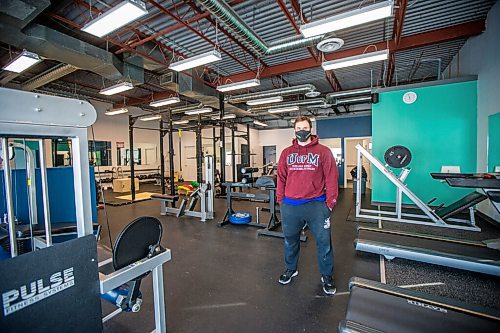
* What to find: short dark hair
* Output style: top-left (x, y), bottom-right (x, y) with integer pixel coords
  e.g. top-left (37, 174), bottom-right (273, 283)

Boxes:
top-left (294, 115), bottom-right (312, 129)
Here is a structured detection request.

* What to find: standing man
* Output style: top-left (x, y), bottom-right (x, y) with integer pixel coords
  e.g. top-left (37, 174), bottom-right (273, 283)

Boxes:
top-left (276, 115), bottom-right (338, 295)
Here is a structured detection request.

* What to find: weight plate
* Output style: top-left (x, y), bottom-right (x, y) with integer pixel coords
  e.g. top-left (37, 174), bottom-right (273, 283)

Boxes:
top-left (384, 145), bottom-right (412, 168)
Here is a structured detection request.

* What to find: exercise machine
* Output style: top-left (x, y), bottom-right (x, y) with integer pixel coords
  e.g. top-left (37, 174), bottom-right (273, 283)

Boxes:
top-left (151, 155), bottom-right (214, 222)
top-left (340, 277), bottom-right (500, 333)
top-left (219, 175), bottom-right (306, 242)
top-left (0, 87), bottom-right (170, 332)
top-left (99, 216), bottom-right (170, 328)
top-left (354, 144), bottom-right (483, 231)
top-left (355, 173), bottom-right (500, 276)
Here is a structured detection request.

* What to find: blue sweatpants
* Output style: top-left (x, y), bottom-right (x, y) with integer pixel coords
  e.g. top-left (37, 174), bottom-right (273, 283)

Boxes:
top-left (280, 201), bottom-right (334, 277)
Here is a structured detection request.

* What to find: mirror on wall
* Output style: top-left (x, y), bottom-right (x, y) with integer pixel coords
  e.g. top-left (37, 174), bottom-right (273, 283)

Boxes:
top-left (488, 112), bottom-right (500, 172)
top-left (117, 143), bottom-right (157, 166)
top-left (89, 140), bottom-right (112, 166)
top-left (52, 139), bottom-right (72, 167)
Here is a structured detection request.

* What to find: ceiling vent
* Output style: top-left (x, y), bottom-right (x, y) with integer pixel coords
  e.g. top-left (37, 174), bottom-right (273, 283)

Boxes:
top-left (317, 38), bottom-right (344, 53)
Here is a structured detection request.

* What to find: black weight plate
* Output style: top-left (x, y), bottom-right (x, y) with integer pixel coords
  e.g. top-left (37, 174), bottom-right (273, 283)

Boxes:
top-left (384, 145), bottom-right (412, 168)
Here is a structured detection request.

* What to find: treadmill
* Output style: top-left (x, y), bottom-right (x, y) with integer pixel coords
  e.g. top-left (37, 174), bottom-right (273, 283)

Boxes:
top-left (355, 174), bottom-right (500, 277)
top-left (340, 277), bottom-right (500, 333)
top-left (356, 227), bottom-right (500, 276)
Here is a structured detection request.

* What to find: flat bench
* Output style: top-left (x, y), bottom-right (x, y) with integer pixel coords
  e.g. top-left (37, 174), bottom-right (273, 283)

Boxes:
top-left (150, 193), bottom-right (179, 202)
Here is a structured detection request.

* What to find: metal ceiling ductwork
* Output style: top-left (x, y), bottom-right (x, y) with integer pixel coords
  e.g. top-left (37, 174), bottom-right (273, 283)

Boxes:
top-left (21, 64), bottom-right (78, 91)
top-left (196, 0), bottom-right (324, 56)
top-left (249, 98), bottom-right (326, 114)
top-left (0, 3), bottom-right (144, 84)
top-left (226, 84), bottom-right (318, 104)
top-left (178, 71), bottom-right (249, 116)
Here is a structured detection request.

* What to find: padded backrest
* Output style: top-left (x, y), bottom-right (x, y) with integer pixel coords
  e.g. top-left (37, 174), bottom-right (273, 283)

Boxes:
top-left (112, 216), bottom-right (163, 270)
top-left (436, 192), bottom-right (487, 219)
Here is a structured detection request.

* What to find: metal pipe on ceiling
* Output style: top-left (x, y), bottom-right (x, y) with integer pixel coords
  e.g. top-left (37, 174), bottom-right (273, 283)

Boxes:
top-left (226, 84), bottom-right (317, 104)
top-left (196, 0), bottom-right (324, 56)
top-left (248, 98), bottom-right (326, 112)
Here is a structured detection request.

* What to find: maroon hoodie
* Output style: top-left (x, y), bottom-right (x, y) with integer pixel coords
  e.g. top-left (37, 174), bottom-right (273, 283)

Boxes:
top-left (277, 135), bottom-right (339, 209)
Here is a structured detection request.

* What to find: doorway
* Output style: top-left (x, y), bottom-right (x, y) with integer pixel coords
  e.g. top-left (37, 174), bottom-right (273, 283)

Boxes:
top-left (263, 145), bottom-right (276, 165)
top-left (344, 137), bottom-right (372, 189)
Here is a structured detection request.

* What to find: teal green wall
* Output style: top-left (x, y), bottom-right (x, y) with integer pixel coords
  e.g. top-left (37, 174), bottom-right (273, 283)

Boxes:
top-left (488, 112), bottom-right (500, 172)
top-left (372, 80), bottom-right (477, 205)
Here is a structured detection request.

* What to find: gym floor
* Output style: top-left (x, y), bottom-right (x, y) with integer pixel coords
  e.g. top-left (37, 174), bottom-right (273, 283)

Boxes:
top-left (98, 188), bottom-right (500, 333)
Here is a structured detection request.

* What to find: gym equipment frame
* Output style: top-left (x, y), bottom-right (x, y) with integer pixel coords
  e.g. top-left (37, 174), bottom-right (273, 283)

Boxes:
top-left (354, 144), bottom-right (480, 231)
top-left (152, 155), bottom-right (215, 222)
top-left (0, 87), bottom-right (170, 333)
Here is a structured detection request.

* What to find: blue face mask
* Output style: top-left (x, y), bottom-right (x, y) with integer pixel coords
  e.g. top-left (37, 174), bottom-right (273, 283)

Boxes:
top-left (295, 130), bottom-right (311, 142)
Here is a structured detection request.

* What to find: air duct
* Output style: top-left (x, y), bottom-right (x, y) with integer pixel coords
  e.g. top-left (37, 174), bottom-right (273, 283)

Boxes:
top-left (0, 21), bottom-right (144, 83)
top-left (196, 0), bottom-right (323, 56)
top-left (22, 63), bottom-right (78, 91)
top-left (226, 84), bottom-right (318, 104)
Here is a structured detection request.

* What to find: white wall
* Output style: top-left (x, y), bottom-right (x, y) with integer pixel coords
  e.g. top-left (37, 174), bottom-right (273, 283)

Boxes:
top-left (258, 124), bottom-right (317, 163)
top-left (88, 100), bottom-right (165, 172)
top-left (443, 1), bottom-right (500, 221)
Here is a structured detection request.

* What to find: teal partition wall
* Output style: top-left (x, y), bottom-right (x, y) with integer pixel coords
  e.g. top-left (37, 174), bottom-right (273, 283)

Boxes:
top-left (372, 80), bottom-right (477, 205)
top-left (488, 112), bottom-right (500, 172)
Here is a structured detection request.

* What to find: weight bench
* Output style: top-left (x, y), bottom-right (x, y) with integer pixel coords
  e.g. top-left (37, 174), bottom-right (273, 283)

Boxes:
top-left (435, 192), bottom-right (488, 221)
top-left (99, 216), bottom-right (170, 331)
top-left (151, 193), bottom-right (180, 216)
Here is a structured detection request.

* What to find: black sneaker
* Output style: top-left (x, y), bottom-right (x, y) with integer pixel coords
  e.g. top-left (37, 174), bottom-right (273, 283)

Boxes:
top-left (278, 269), bottom-right (298, 285)
top-left (321, 275), bottom-right (336, 295)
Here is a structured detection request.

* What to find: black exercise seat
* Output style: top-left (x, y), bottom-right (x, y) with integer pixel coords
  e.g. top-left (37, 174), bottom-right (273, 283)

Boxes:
top-left (435, 192), bottom-right (487, 220)
top-left (150, 193), bottom-right (179, 202)
top-left (11, 222), bottom-right (100, 238)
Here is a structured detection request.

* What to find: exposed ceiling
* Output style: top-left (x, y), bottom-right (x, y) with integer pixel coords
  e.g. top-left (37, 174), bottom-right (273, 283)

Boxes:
top-left (0, 0), bottom-right (496, 128)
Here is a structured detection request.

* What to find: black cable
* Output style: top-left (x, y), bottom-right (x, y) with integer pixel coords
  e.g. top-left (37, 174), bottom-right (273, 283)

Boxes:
top-left (91, 125), bottom-right (113, 251)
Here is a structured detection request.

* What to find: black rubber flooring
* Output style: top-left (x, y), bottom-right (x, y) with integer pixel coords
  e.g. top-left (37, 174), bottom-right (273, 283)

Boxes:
top-left (98, 188), bottom-right (500, 332)
top-left (98, 188), bottom-right (379, 333)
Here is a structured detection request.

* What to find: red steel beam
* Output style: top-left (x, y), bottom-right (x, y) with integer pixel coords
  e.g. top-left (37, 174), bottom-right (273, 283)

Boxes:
top-left (386, 0), bottom-right (408, 87)
top-left (222, 20), bottom-right (485, 83)
top-left (46, 11), bottom-right (217, 95)
top-left (147, 0), bottom-right (256, 73)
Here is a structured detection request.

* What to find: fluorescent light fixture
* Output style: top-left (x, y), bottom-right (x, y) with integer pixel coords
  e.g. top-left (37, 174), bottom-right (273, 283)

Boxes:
top-left (105, 108), bottom-right (129, 115)
top-left (217, 78), bottom-right (260, 92)
top-left (212, 114), bottom-right (237, 120)
top-left (247, 96), bottom-right (284, 106)
top-left (150, 96), bottom-right (180, 107)
top-left (185, 107), bottom-right (213, 115)
top-left (172, 120), bottom-right (190, 125)
top-left (268, 106), bottom-right (300, 114)
top-left (253, 120), bottom-right (268, 127)
top-left (169, 50), bottom-right (222, 72)
top-left (300, 1), bottom-right (394, 37)
top-left (139, 114), bottom-right (162, 121)
top-left (322, 50), bottom-right (388, 71)
top-left (335, 96), bottom-right (372, 104)
top-left (81, 0), bottom-right (148, 37)
top-left (99, 81), bottom-right (134, 95)
top-left (2, 50), bottom-right (41, 73)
